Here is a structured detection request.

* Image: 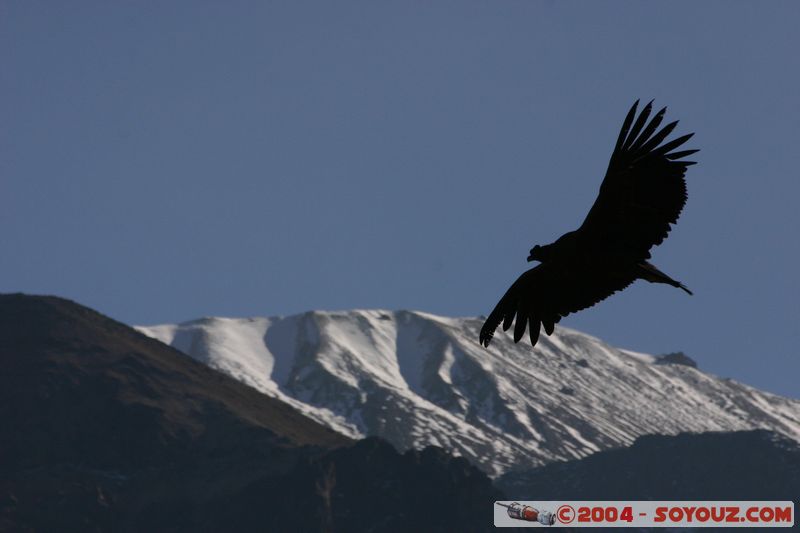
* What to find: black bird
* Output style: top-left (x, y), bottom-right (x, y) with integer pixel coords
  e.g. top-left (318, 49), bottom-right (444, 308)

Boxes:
top-left (480, 100), bottom-right (697, 348)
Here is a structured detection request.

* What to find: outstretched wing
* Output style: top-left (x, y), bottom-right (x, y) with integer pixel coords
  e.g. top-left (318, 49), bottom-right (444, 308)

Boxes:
top-left (577, 100), bottom-right (698, 260)
top-left (479, 263), bottom-right (636, 348)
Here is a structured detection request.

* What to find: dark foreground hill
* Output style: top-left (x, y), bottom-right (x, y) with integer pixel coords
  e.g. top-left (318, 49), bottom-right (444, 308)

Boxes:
top-left (497, 429), bottom-right (800, 500)
top-left (0, 294), bottom-right (500, 532)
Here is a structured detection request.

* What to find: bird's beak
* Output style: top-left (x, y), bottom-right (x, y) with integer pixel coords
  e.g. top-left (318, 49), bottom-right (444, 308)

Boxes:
top-left (527, 253), bottom-right (535, 262)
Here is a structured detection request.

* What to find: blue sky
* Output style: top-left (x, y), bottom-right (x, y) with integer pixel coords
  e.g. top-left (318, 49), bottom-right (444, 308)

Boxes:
top-left (2, 1), bottom-right (798, 397)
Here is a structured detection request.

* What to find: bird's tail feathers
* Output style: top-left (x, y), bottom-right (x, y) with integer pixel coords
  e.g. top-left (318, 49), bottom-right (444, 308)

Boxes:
top-left (637, 261), bottom-right (693, 295)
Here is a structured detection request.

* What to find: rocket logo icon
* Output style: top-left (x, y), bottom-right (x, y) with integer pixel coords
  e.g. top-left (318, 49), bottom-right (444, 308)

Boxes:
top-left (496, 502), bottom-right (556, 526)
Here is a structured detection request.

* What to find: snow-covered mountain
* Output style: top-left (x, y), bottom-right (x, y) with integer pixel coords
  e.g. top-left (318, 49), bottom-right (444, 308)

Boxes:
top-left (136, 310), bottom-right (800, 477)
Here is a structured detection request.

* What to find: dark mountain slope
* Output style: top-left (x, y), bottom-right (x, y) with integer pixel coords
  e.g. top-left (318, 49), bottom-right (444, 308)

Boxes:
top-left (0, 294), bottom-right (500, 532)
top-left (0, 293), bottom-right (350, 468)
top-left (497, 429), bottom-right (800, 500)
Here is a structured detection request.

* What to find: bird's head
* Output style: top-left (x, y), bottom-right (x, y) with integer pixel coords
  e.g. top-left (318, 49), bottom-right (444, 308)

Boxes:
top-left (527, 244), bottom-right (544, 262)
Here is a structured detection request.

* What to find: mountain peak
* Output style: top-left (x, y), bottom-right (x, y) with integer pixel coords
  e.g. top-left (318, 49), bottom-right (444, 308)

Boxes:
top-left (656, 351), bottom-right (698, 368)
top-left (138, 308), bottom-right (800, 477)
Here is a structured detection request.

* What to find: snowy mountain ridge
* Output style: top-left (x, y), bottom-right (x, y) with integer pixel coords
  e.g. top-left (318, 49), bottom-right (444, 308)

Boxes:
top-left (137, 310), bottom-right (800, 477)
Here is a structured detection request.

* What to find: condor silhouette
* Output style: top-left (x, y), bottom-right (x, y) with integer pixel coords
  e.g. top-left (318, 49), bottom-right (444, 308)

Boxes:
top-left (480, 100), bottom-right (697, 348)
